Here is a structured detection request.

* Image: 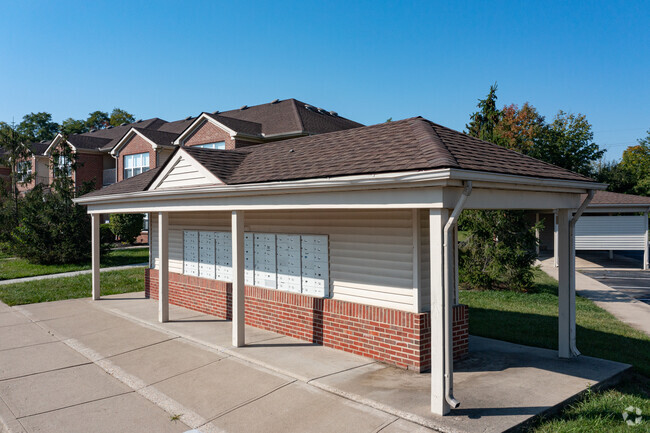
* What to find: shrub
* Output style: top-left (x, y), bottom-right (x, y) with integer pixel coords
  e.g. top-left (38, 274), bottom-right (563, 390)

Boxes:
top-left (109, 214), bottom-right (144, 244)
top-left (100, 223), bottom-right (114, 245)
top-left (459, 210), bottom-right (541, 292)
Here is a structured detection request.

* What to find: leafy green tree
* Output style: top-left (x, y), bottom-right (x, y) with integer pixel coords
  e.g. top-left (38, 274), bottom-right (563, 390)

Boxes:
top-left (85, 111), bottom-right (110, 130)
top-left (530, 111), bottom-right (604, 177)
top-left (17, 112), bottom-right (59, 142)
top-left (61, 118), bottom-right (88, 135)
top-left (459, 210), bottom-right (540, 291)
top-left (461, 84), bottom-right (540, 292)
top-left (593, 159), bottom-right (636, 193)
top-left (109, 108), bottom-right (135, 127)
top-left (618, 130), bottom-right (650, 196)
top-left (109, 214), bottom-right (144, 244)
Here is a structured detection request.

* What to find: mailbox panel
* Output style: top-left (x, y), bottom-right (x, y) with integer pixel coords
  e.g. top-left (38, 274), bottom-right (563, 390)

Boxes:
top-left (183, 230), bottom-right (199, 276)
top-left (198, 231), bottom-right (215, 279)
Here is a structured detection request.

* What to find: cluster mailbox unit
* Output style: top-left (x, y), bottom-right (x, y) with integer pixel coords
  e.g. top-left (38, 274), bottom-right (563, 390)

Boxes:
top-left (183, 230), bottom-right (329, 297)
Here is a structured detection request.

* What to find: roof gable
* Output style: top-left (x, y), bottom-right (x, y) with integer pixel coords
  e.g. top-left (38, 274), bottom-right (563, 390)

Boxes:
top-left (148, 148), bottom-right (223, 190)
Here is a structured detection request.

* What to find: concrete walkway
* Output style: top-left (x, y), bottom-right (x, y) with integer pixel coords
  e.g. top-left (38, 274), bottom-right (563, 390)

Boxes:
top-left (0, 294), bottom-right (629, 433)
top-left (539, 257), bottom-right (650, 336)
top-left (0, 263), bottom-right (148, 286)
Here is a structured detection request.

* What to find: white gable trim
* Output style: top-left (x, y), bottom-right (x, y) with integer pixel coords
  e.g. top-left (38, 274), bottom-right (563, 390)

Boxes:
top-left (148, 148), bottom-right (223, 190)
top-left (110, 128), bottom-right (163, 157)
top-left (173, 113), bottom-right (237, 145)
top-left (44, 134), bottom-right (78, 155)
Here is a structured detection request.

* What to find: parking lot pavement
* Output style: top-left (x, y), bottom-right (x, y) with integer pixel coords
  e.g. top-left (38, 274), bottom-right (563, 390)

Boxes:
top-left (580, 269), bottom-right (650, 305)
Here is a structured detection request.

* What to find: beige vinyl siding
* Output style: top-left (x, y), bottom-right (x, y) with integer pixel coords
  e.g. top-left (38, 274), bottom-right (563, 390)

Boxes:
top-left (156, 155), bottom-right (217, 189)
top-left (419, 210), bottom-right (431, 312)
top-left (151, 209), bottom-right (417, 311)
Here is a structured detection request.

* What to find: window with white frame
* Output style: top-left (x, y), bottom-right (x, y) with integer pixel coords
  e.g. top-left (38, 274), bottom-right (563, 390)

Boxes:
top-left (55, 155), bottom-right (72, 177)
top-left (123, 153), bottom-right (149, 179)
top-left (182, 231), bottom-right (329, 297)
top-left (16, 161), bottom-right (32, 183)
top-left (193, 141), bottom-right (225, 150)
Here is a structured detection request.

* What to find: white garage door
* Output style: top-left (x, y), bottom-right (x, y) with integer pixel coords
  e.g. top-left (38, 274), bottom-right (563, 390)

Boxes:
top-left (575, 215), bottom-right (647, 250)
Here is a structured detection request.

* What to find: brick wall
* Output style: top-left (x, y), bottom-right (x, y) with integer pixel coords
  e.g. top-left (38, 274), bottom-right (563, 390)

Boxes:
top-left (145, 269), bottom-right (469, 371)
top-left (184, 120), bottom-right (236, 150)
top-left (117, 134), bottom-right (157, 182)
top-left (75, 153), bottom-right (104, 191)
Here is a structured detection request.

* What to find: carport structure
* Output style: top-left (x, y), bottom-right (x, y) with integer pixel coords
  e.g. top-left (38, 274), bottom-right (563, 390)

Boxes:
top-left (75, 117), bottom-right (605, 416)
top-left (540, 191), bottom-right (650, 270)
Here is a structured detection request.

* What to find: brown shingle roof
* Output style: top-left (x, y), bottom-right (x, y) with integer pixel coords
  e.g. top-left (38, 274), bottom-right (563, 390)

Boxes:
top-left (588, 190), bottom-right (650, 205)
top-left (80, 167), bottom-right (162, 198)
top-left (135, 128), bottom-right (178, 147)
top-left (216, 99), bottom-right (363, 136)
top-left (79, 117), bottom-right (598, 200)
top-left (67, 135), bottom-right (113, 151)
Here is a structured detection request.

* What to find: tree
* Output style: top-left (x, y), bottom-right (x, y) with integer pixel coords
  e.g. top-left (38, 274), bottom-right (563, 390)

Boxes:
top-left (0, 122), bottom-right (33, 225)
top-left (109, 108), bottom-right (135, 126)
top-left (618, 130), bottom-right (650, 196)
top-left (16, 112), bottom-right (59, 142)
top-left (495, 103), bottom-right (545, 154)
top-left (460, 84), bottom-right (540, 292)
top-left (61, 118), bottom-right (88, 135)
top-left (530, 111), bottom-right (604, 177)
top-left (593, 159), bottom-right (636, 193)
top-left (466, 83), bottom-right (501, 143)
top-left (85, 111), bottom-right (110, 130)
top-left (109, 214), bottom-right (144, 244)
top-left (10, 136), bottom-right (108, 264)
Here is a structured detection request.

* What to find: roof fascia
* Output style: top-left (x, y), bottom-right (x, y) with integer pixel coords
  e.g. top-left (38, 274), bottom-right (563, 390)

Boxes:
top-left (447, 168), bottom-right (606, 192)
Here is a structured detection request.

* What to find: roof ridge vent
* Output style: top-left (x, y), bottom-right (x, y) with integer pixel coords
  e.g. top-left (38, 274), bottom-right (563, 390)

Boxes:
top-left (120, 122), bottom-right (127, 126)
top-left (271, 99), bottom-right (279, 104)
top-left (329, 111), bottom-right (338, 117)
top-left (240, 105), bottom-right (248, 110)
top-left (304, 104), bottom-right (316, 112)
top-left (107, 125), bottom-right (114, 129)
top-left (90, 128), bottom-right (97, 133)
top-left (317, 107), bottom-right (327, 114)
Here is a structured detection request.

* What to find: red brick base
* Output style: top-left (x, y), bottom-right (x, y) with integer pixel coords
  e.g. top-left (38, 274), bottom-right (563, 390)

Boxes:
top-left (145, 269), bottom-right (469, 372)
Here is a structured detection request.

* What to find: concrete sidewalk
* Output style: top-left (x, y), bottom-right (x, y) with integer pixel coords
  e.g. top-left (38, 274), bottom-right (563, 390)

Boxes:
top-left (539, 257), bottom-right (650, 336)
top-left (0, 294), bottom-right (629, 433)
top-left (0, 263), bottom-right (147, 286)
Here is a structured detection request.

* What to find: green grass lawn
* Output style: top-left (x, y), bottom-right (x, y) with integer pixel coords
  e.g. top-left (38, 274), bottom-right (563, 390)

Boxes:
top-left (0, 247), bottom-right (149, 280)
top-left (459, 268), bottom-right (650, 432)
top-left (0, 268), bottom-right (144, 306)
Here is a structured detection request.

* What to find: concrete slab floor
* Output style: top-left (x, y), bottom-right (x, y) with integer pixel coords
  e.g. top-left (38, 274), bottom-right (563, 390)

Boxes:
top-left (208, 380), bottom-right (397, 433)
top-left (0, 323), bottom-right (57, 351)
top-left (0, 363), bottom-right (131, 418)
top-left (314, 336), bottom-right (630, 433)
top-left (0, 311), bottom-right (31, 328)
top-left (19, 392), bottom-right (190, 433)
top-left (0, 295), bottom-right (632, 433)
top-left (0, 341), bottom-right (89, 381)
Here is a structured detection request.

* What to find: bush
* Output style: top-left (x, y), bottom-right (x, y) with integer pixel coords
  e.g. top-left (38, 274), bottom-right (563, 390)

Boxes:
top-left (100, 223), bottom-right (114, 245)
top-left (459, 210), bottom-right (540, 292)
top-left (109, 214), bottom-right (144, 244)
top-left (10, 184), bottom-right (109, 264)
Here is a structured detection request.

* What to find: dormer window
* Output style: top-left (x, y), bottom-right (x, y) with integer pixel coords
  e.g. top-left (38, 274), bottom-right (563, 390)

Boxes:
top-left (124, 152), bottom-right (149, 179)
top-left (194, 141), bottom-right (225, 150)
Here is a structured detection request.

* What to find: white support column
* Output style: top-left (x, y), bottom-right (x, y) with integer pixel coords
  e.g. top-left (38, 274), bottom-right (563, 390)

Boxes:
top-left (232, 210), bottom-right (245, 347)
top-left (91, 213), bottom-right (100, 300)
top-left (643, 212), bottom-right (650, 271)
top-left (430, 208), bottom-right (450, 416)
top-left (553, 210), bottom-right (559, 267)
top-left (557, 208), bottom-right (578, 358)
top-left (158, 212), bottom-right (169, 323)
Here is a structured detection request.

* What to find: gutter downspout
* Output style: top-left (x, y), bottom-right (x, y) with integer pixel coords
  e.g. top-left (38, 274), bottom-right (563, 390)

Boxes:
top-left (568, 189), bottom-right (594, 356)
top-left (443, 180), bottom-right (472, 409)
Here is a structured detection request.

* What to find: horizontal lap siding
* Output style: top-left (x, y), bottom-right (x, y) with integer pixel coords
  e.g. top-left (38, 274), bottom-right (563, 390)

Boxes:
top-left (575, 215), bottom-right (648, 250)
top-left (150, 209), bottom-right (415, 312)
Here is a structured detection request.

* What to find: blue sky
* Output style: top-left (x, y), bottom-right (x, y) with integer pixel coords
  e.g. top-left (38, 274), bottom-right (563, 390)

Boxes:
top-left (1, 1), bottom-right (647, 160)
